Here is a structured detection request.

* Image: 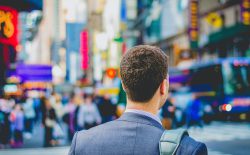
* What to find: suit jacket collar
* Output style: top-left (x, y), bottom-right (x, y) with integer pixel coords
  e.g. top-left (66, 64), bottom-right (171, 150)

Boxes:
top-left (118, 112), bottom-right (164, 130)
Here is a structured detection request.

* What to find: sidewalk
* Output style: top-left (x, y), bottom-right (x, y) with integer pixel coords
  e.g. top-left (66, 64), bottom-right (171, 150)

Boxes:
top-left (0, 147), bottom-right (70, 155)
top-left (22, 122), bottom-right (69, 148)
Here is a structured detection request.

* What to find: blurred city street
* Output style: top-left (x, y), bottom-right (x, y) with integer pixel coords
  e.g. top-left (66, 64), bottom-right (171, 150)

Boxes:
top-left (188, 122), bottom-right (250, 155)
top-left (0, 0), bottom-right (250, 154)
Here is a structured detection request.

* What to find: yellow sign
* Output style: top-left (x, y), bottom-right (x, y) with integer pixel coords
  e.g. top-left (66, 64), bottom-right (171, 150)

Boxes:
top-left (0, 10), bottom-right (15, 38)
top-left (22, 82), bottom-right (48, 90)
top-left (97, 88), bottom-right (119, 95)
top-left (242, 0), bottom-right (250, 25)
top-left (205, 13), bottom-right (223, 28)
top-left (189, 0), bottom-right (199, 42)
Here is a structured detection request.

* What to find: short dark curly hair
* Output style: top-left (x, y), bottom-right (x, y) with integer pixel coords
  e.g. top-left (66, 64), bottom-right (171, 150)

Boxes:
top-left (120, 45), bottom-right (168, 102)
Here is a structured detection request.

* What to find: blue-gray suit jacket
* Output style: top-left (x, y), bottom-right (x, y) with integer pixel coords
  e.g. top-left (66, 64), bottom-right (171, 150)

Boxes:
top-left (69, 112), bottom-right (207, 155)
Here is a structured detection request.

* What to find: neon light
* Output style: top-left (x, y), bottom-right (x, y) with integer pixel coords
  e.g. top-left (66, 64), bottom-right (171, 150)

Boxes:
top-left (80, 30), bottom-right (89, 70)
top-left (225, 104), bottom-right (232, 112)
top-left (0, 6), bottom-right (18, 46)
top-left (241, 0), bottom-right (250, 25)
top-left (106, 68), bottom-right (116, 79)
top-left (188, 0), bottom-right (199, 42)
top-left (222, 104), bottom-right (227, 111)
top-left (232, 98), bottom-right (250, 107)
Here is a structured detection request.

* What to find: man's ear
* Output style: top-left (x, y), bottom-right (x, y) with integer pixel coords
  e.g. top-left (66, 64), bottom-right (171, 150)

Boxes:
top-left (121, 81), bottom-right (126, 92)
top-left (160, 79), bottom-right (166, 95)
top-left (160, 77), bottom-right (169, 95)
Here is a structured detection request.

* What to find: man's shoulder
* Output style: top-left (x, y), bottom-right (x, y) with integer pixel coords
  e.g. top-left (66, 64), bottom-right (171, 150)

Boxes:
top-left (75, 119), bottom-right (134, 142)
top-left (78, 120), bottom-right (116, 135)
top-left (69, 121), bottom-right (119, 154)
top-left (69, 120), bottom-right (207, 155)
top-left (176, 135), bottom-right (207, 155)
top-left (70, 119), bottom-right (164, 155)
top-left (77, 117), bottom-right (163, 137)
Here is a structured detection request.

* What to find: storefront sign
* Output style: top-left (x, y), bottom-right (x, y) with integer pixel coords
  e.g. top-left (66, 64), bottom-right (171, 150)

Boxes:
top-left (0, 6), bottom-right (18, 46)
top-left (22, 82), bottom-right (48, 90)
top-left (241, 0), bottom-right (250, 25)
top-left (205, 12), bottom-right (223, 28)
top-left (16, 64), bottom-right (52, 82)
top-left (188, 0), bottom-right (199, 48)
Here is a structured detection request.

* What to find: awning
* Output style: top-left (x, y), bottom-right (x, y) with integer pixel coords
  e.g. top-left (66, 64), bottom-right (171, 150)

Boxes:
top-left (206, 24), bottom-right (250, 47)
top-left (0, 0), bottom-right (43, 12)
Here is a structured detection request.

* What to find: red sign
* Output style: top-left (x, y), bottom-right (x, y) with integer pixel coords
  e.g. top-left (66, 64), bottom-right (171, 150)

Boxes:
top-left (0, 6), bottom-right (18, 46)
top-left (80, 30), bottom-right (89, 70)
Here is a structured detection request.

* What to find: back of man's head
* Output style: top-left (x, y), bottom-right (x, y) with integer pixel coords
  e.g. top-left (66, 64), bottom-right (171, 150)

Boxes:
top-left (120, 45), bottom-right (168, 102)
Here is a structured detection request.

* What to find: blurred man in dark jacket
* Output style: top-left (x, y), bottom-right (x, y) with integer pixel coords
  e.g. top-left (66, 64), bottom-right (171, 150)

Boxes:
top-left (97, 94), bottom-right (117, 123)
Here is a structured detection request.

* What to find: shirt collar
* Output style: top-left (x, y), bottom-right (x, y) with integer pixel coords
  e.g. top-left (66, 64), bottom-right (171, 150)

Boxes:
top-left (125, 109), bottom-right (162, 125)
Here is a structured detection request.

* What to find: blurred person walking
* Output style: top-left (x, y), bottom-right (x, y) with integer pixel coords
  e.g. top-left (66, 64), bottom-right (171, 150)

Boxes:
top-left (63, 93), bottom-right (77, 141)
top-left (9, 104), bottom-right (24, 148)
top-left (51, 94), bottom-right (64, 121)
top-left (33, 97), bottom-right (42, 123)
top-left (51, 93), bottom-right (65, 141)
top-left (22, 97), bottom-right (36, 139)
top-left (97, 94), bottom-right (117, 123)
top-left (203, 103), bottom-right (213, 124)
top-left (186, 95), bottom-right (204, 129)
top-left (43, 92), bottom-right (65, 141)
top-left (77, 94), bottom-right (101, 130)
top-left (71, 93), bottom-right (83, 131)
top-left (93, 88), bottom-right (103, 106)
top-left (49, 92), bottom-right (57, 106)
top-left (0, 96), bottom-right (15, 148)
top-left (62, 92), bottom-right (70, 105)
top-left (69, 45), bottom-right (207, 155)
top-left (41, 98), bottom-right (57, 147)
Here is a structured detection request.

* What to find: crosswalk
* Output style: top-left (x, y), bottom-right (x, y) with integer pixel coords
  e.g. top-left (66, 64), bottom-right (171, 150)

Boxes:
top-left (207, 149), bottom-right (232, 155)
top-left (187, 121), bottom-right (250, 142)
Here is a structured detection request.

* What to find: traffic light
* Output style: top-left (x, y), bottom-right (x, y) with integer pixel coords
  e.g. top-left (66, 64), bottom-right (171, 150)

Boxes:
top-left (106, 68), bottom-right (117, 79)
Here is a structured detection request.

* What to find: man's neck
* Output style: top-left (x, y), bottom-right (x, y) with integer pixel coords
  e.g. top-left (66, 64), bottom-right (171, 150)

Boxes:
top-left (126, 99), bottom-right (159, 115)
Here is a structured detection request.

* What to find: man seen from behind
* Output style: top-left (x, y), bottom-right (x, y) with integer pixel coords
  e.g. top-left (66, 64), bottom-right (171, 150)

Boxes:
top-left (69, 45), bottom-right (207, 155)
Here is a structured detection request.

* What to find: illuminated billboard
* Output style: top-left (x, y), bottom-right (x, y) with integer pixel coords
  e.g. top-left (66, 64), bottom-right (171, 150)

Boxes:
top-left (188, 0), bottom-right (199, 48)
top-left (0, 6), bottom-right (18, 46)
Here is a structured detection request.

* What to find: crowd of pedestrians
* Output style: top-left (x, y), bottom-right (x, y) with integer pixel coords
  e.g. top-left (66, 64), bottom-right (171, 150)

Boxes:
top-left (0, 87), bottom-right (214, 149)
top-left (0, 89), bottom-right (118, 149)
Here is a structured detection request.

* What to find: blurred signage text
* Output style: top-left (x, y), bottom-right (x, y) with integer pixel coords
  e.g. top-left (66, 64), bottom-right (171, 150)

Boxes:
top-left (16, 64), bottom-right (52, 82)
top-left (80, 30), bottom-right (89, 70)
top-left (188, 0), bottom-right (199, 48)
top-left (233, 98), bottom-right (250, 107)
top-left (0, 6), bottom-right (18, 46)
top-left (241, 0), bottom-right (250, 25)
